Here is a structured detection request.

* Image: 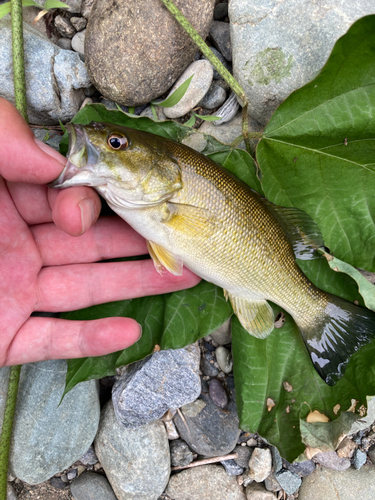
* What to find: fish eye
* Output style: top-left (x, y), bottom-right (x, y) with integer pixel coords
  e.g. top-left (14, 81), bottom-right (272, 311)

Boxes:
top-left (108, 134), bottom-right (128, 150)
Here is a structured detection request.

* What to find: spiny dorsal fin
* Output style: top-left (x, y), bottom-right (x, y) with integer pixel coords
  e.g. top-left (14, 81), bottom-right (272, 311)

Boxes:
top-left (147, 241), bottom-right (183, 276)
top-left (225, 291), bottom-right (275, 339)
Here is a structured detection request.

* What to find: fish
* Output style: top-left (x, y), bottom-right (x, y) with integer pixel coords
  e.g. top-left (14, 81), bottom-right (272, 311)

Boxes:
top-left (50, 121), bottom-right (375, 385)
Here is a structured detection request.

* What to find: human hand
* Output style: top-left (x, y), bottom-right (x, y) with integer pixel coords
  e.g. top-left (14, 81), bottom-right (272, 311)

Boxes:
top-left (0, 98), bottom-right (200, 367)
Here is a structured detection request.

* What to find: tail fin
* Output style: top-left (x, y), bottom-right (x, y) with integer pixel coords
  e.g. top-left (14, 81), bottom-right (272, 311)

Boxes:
top-left (298, 294), bottom-right (375, 385)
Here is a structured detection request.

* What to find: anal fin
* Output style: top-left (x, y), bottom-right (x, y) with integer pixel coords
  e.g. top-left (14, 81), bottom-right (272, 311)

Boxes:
top-left (226, 291), bottom-right (274, 339)
top-left (147, 241), bottom-right (183, 276)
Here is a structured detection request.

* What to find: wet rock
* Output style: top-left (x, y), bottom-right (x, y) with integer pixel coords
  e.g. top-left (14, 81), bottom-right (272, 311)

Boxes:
top-left (56, 38), bottom-right (72, 50)
top-left (54, 15), bottom-right (76, 38)
top-left (164, 60), bottom-right (213, 118)
top-left (71, 30), bottom-right (85, 57)
top-left (203, 46), bottom-right (232, 80)
top-left (112, 345), bottom-right (201, 428)
top-left (221, 459), bottom-right (244, 476)
top-left (70, 472), bottom-right (117, 500)
top-left (215, 346), bottom-right (233, 374)
top-left (95, 401), bottom-right (170, 500)
top-left (353, 449), bottom-right (367, 470)
top-left (233, 445), bottom-right (252, 468)
top-left (209, 378), bottom-right (228, 409)
top-left (229, 0), bottom-right (375, 125)
top-left (199, 81), bottom-right (227, 110)
top-left (201, 351), bottom-right (220, 377)
top-left (166, 464), bottom-right (246, 500)
top-left (6, 361), bottom-right (99, 485)
top-left (210, 318), bottom-right (232, 345)
top-left (313, 451), bottom-right (351, 471)
top-left (174, 390), bottom-right (241, 457)
top-left (85, 0), bottom-right (215, 105)
top-left (70, 16), bottom-right (87, 31)
top-left (275, 469), bottom-right (301, 495)
top-left (170, 439), bottom-right (194, 467)
top-left (79, 445), bottom-right (98, 465)
top-left (210, 21), bottom-right (232, 61)
top-left (246, 482), bottom-right (276, 500)
top-left (285, 459), bottom-right (315, 477)
top-left (249, 448), bottom-right (272, 482)
top-left (214, 2), bottom-right (229, 21)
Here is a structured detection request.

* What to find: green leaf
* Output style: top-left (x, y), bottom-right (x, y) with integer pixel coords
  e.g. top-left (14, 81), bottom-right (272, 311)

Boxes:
top-left (150, 103), bottom-right (158, 121)
top-left (128, 106), bottom-right (135, 114)
top-left (0, 0), bottom-right (38, 19)
top-left (152, 74), bottom-right (194, 108)
top-left (184, 115), bottom-right (196, 127)
top-left (256, 15), bottom-right (375, 271)
top-left (43, 0), bottom-right (69, 9)
top-left (194, 114), bottom-right (221, 121)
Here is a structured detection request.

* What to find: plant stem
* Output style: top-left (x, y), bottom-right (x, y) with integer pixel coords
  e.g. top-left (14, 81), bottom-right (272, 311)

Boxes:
top-left (0, 366), bottom-right (21, 500)
top-left (11, 0), bottom-right (28, 122)
top-left (159, 0), bottom-right (251, 152)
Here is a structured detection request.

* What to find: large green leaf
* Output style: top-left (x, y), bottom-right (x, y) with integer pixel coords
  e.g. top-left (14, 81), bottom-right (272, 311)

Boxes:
top-left (257, 15), bottom-right (375, 271)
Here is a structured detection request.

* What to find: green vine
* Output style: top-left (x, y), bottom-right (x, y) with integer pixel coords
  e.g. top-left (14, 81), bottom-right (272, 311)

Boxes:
top-left (10, 0), bottom-right (27, 121)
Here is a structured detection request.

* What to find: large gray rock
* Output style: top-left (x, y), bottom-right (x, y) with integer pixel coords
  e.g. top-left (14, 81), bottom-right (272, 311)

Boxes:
top-left (229, 0), bottom-right (375, 125)
top-left (166, 465), bottom-right (246, 500)
top-left (70, 472), bottom-right (117, 500)
top-left (299, 464), bottom-right (375, 500)
top-left (112, 345), bottom-right (201, 428)
top-left (0, 17), bottom-right (91, 124)
top-left (85, 0), bottom-right (215, 106)
top-left (95, 402), bottom-right (170, 500)
top-left (3, 361), bottom-right (100, 484)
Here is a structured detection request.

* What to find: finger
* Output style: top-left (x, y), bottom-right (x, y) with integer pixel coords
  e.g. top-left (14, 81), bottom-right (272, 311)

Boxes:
top-left (6, 181), bottom-right (52, 225)
top-left (0, 98), bottom-right (66, 183)
top-left (2, 317), bottom-right (141, 366)
top-left (31, 217), bottom-right (148, 266)
top-left (36, 259), bottom-right (201, 312)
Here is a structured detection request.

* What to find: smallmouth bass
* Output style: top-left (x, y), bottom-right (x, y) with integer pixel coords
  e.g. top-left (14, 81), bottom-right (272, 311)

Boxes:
top-left (51, 122), bottom-right (375, 384)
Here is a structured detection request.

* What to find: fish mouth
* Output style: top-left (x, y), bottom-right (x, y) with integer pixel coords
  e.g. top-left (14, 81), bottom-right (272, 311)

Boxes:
top-left (49, 123), bottom-right (104, 189)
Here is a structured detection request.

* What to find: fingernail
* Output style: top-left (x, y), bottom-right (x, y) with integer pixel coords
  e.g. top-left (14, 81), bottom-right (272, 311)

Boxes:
top-left (34, 138), bottom-right (66, 165)
top-left (79, 199), bottom-right (96, 233)
top-left (137, 323), bottom-right (143, 341)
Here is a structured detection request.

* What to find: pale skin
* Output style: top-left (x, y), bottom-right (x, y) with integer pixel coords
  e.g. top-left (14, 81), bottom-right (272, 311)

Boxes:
top-left (0, 98), bottom-right (200, 367)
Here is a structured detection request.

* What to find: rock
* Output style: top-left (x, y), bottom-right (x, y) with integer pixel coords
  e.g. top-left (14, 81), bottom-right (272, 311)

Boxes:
top-left (7, 483), bottom-right (18, 500)
top-left (54, 15), bottom-right (76, 38)
top-left (85, 0), bottom-right (215, 106)
top-left (5, 361), bottom-right (99, 485)
top-left (215, 346), bottom-right (233, 374)
top-left (285, 460), bottom-right (315, 477)
top-left (50, 477), bottom-right (68, 489)
top-left (246, 482), bottom-right (276, 500)
top-left (249, 448), bottom-right (272, 482)
top-left (210, 318), bottom-right (232, 345)
top-left (275, 469), bottom-right (301, 494)
top-left (53, 0), bottom-right (82, 13)
top-left (32, 127), bottom-right (64, 152)
top-left (337, 437), bottom-right (358, 458)
top-left (164, 419), bottom-right (180, 440)
top-left (221, 459), bottom-right (244, 476)
top-left (181, 133), bottom-right (208, 153)
top-left (164, 60), bottom-right (213, 118)
top-left (368, 444), bottom-right (375, 464)
top-left (264, 473), bottom-right (281, 492)
top-left (170, 439), bottom-right (194, 467)
top-left (174, 391), bottom-right (241, 457)
top-left (313, 451), bottom-right (351, 471)
top-left (299, 464), bottom-right (375, 500)
top-left (233, 445), bottom-right (252, 468)
top-left (270, 446), bottom-right (282, 473)
top-left (140, 105), bottom-right (167, 122)
top-left (201, 351), bottom-right (220, 377)
top-left (165, 464), bottom-right (246, 500)
top-left (95, 401), bottom-right (170, 500)
top-left (112, 345), bottom-right (201, 428)
top-left (81, 0), bottom-right (95, 19)
top-left (70, 16), bottom-right (87, 31)
top-left (71, 30), bottom-right (86, 57)
top-left (214, 2), bottom-right (229, 21)
top-left (209, 378), bottom-right (228, 409)
top-left (0, 18), bottom-right (91, 125)
top-left (213, 92), bottom-right (240, 126)
top-left (67, 469), bottom-right (78, 480)
top-left (203, 47), bottom-right (232, 80)
top-left (229, 0), bottom-right (375, 125)
top-left (353, 449), bottom-right (367, 470)
top-left (210, 21), bottom-right (232, 62)
top-left (56, 38), bottom-right (72, 50)
top-left (199, 81), bottom-right (227, 110)
top-left (70, 472), bottom-right (117, 500)
top-left (23, 6), bottom-right (59, 42)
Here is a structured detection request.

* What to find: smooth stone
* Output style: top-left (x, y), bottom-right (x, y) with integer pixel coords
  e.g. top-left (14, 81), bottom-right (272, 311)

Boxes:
top-left (221, 459), bottom-right (244, 476)
top-left (70, 16), bottom-right (87, 31)
top-left (166, 464), bottom-right (246, 500)
top-left (299, 464), bottom-right (375, 500)
top-left (210, 317), bottom-right (232, 345)
top-left (79, 445), bottom-right (98, 465)
top-left (275, 469), bottom-right (301, 495)
top-left (95, 401), bottom-right (170, 500)
top-left (215, 346), bottom-right (233, 374)
top-left (214, 2), bottom-right (229, 21)
top-left (209, 378), bottom-right (228, 409)
top-left (67, 469), bottom-right (77, 480)
top-left (71, 29), bottom-right (85, 57)
top-left (233, 445), bottom-right (252, 468)
top-left (246, 482), bottom-right (276, 500)
top-left (85, 0), bottom-right (215, 105)
top-left (229, 0), bottom-right (375, 125)
top-left (164, 60), bottom-right (213, 118)
top-left (313, 451), bottom-right (351, 471)
top-left (170, 439), bottom-right (194, 467)
top-left (0, 18), bottom-right (91, 124)
top-left (209, 21), bottom-right (232, 61)
top-left (70, 472), bottom-right (117, 500)
top-left (285, 459), bottom-right (315, 477)
top-left (200, 351), bottom-right (220, 377)
top-left (56, 37), bottom-right (72, 50)
top-left (249, 448), bottom-right (272, 482)
top-left (181, 132), bottom-right (208, 153)
top-left (203, 46), bottom-right (232, 80)
top-left (112, 345), bottom-right (201, 428)
top-left (353, 449), bottom-right (367, 470)
top-left (54, 15), bottom-right (76, 38)
top-left (174, 390), bottom-right (241, 457)
top-left (81, 0), bottom-right (94, 19)
top-left (199, 81), bottom-right (227, 110)
top-left (5, 361), bottom-right (99, 485)
top-left (140, 105), bottom-right (167, 122)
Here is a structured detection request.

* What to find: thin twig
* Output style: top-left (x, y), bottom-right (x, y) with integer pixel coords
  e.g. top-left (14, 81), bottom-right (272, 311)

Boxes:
top-left (171, 452), bottom-right (238, 471)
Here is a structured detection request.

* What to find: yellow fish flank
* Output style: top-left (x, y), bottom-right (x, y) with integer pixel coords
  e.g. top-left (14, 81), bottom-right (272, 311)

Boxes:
top-left (51, 122), bottom-right (375, 384)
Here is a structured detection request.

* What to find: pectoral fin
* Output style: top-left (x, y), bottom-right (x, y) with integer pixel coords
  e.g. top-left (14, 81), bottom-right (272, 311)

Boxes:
top-left (147, 241), bottom-right (183, 276)
top-left (165, 203), bottom-right (214, 237)
top-left (225, 291), bottom-right (274, 339)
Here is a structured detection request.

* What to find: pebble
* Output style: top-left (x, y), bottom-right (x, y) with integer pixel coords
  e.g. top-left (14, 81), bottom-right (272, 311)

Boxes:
top-left (70, 16), bottom-right (87, 31)
top-left (246, 482), bottom-right (276, 500)
top-left (54, 15), bottom-right (76, 38)
top-left (248, 448), bottom-right (272, 482)
top-left (165, 464), bottom-right (246, 500)
top-left (209, 378), bottom-right (228, 409)
top-left (56, 38), bottom-right (72, 50)
top-left (285, 459), bottom-right (315, 477)
top-left (79, 445), bottom-right (98, 465)
top-left (233, 445), bottom-right (252, 468)
top-left (270, 446), bottom-right (282, 473)
top-left (264, 473), bottom-right (281, 492)
top-left (275, 469), bottom-right (301, 495)
top-left (336, 437), bottom-right (358, 458)
top-left (213, 92), bottom-right (240, 126)
top-left (368, 444), bottom-right (375, 464)
top-left (170, 439), bottom-right (194, 467)
top-left (201, 351), bottom-right (220, 377)
top-left (353, 449), bottom-right (367, 470)
top-left (67, 469), bottom-right (78, 480)
top-left (112, 345), bottom-right (201, 428)
top-left (164, 60), bottom-right (213, 119)
top-left (313, 451), bottom-right (351, 471)
top-left (95, 401), bottom-right (170, 500)
top-left (71, 29), bottom-right (86, 58)
top-left (214, 2), bottom-right (229, 21)
top-left (210, 21), bottom-right (232, 62)
top-left (247, 438), bottom-right (258, 447)
top-left (210, 318), bottom-right (232, 345)
top-left (50, 477), bottom-right (68, 490)
top-left (215, 346), bottom-right (233, 374)
top-left (199, 81), bottom-right (227, 109)
top-left (70, 472), bottom-right (117, 500)
top-left (221, 459), bottom-right (244, 476)
top-left (164, 419), bottom-right (180, 440)
top-left (203, 47), bottom-right (232, 80)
